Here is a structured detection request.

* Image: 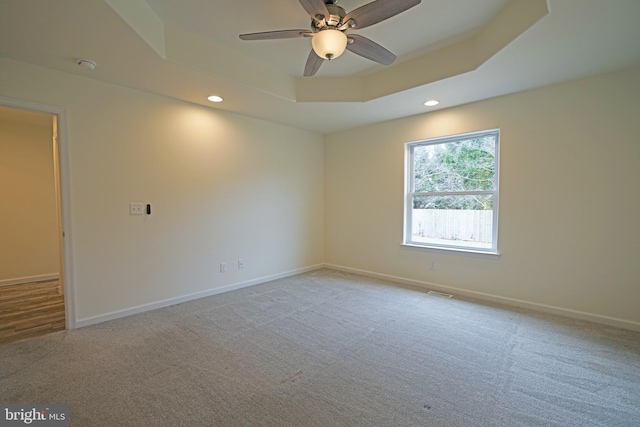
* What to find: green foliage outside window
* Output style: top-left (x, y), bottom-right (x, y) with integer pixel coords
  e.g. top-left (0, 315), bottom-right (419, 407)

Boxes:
top-left (412, 136), bottom-right (496, 210)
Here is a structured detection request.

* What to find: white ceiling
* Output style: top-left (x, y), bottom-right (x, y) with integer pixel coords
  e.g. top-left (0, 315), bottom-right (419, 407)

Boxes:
top-left (144, 0), bottom-right (510, 77)
top-left (1, 0), bottom-right (639, 134)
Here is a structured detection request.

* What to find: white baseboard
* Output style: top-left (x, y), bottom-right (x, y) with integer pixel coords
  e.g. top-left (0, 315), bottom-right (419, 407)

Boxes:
top-left (0, 273), bottom-right (60, 287)
top-left (75, 264), bottom-right (324, 328)
top-left (325, 264), bottom-right (640, 332)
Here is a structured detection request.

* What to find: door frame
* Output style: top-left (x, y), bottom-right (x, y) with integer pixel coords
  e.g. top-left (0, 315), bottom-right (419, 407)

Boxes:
top-left (0, 96), bottom-right (76, 329)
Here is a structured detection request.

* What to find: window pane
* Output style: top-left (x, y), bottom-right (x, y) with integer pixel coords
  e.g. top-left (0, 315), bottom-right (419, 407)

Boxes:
top-left (411, 195), bottom-right (494, 249)
top-left (413, 136), bottom-right (496, 192)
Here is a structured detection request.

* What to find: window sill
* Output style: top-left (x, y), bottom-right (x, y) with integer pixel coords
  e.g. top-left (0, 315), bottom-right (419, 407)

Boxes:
top-left (401, 243), bottom-right (500, 256)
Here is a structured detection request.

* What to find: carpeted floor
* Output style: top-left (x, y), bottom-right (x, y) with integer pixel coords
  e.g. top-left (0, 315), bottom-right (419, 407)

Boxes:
top-left (1, 269), bottom-right (639, 426)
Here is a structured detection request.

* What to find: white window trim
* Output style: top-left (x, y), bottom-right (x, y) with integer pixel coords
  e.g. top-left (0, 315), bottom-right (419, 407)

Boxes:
top-left (403, 129), bottom-right (500, 255)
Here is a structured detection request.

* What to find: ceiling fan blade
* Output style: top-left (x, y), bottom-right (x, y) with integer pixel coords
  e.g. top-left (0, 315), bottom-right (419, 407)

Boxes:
top-left (343, 0), bottom-right (421, 30)
top-left (304, 50), bottom-right (324, 77)
top-left (346, 34), bottom-right (396, 65)
top-left (239, 29), bottom-right (312, 41)
top-left (298, 0), bottom-right (331, 20)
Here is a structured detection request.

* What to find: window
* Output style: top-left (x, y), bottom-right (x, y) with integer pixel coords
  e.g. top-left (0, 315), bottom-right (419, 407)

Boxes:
top-left (404, 129), bottom-right (499, 253)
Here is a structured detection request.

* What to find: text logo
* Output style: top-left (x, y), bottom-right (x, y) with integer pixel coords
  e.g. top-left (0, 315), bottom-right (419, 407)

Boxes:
top-left (1, 405), bottom-right (69, 427)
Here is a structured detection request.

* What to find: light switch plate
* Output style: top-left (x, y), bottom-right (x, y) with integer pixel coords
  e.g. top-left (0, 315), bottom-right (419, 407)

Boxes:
top-left (130, 203), bottom-right (144, 215)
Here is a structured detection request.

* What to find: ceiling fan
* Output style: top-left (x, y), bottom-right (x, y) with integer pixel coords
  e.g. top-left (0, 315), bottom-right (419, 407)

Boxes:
top-left (239, 0), bottom-right (421, 76)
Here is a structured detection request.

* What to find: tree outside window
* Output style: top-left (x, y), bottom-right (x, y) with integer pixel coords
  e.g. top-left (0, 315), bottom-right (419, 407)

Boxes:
top-left (405, 130), bottom-right (499, 253)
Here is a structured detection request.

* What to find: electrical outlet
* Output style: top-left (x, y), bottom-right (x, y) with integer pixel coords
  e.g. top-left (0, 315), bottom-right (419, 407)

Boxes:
top-left (429, 261), bottom-right (436, 270)
top-left (130, 203), bottom-right (143, 215)
top-left (220, 262), bottom-right (227, 273)
top-left (238, 259), bottom-right (244, 269)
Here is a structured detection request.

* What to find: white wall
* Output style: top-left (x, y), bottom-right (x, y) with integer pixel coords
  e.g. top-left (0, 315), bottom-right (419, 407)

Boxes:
top-left (0, 58), bottom-right (325, 324)
top-left (2, 56), bottom-right (638, 330)
top-left (0, 109), bottom-right (60, 283)
top-left (325, 66), bottom-right (640, 327)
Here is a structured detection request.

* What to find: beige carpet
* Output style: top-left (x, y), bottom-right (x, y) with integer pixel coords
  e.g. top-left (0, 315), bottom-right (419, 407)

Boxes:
top-left (1, 269), bottom-right (639, 426)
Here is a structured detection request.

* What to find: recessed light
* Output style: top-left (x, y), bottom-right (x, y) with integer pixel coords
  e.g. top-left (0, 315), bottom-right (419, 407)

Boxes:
top-left (207, 95), bottom-right (223, 103)
top-left (424, 100), bottom-right (439, 107)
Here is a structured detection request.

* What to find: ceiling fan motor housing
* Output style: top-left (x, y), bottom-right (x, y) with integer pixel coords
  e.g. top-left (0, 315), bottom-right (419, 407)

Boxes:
top-left (314, 3), bottom-right (346, 30)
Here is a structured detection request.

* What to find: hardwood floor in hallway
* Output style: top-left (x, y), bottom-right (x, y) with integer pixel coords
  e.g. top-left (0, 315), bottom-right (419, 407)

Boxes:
top-left (0, 279), bottom-right (65, 345)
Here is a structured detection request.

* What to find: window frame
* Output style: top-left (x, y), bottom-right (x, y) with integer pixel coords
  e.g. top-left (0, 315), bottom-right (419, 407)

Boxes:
top-left (403, 129), bottom-right (500, 254)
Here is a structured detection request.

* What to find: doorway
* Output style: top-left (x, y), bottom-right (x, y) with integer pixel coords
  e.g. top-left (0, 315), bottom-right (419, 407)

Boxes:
top-left (0, 105), bottom-right (68, 344)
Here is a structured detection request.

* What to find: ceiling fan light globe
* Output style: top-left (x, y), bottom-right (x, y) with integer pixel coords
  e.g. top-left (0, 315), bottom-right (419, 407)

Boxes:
top-left (312, 29), bottom-right (347, 60)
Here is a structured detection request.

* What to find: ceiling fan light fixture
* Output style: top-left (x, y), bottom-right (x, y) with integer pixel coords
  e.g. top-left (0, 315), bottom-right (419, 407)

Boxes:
top-left (311, 29), bottom-right (347, 60)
